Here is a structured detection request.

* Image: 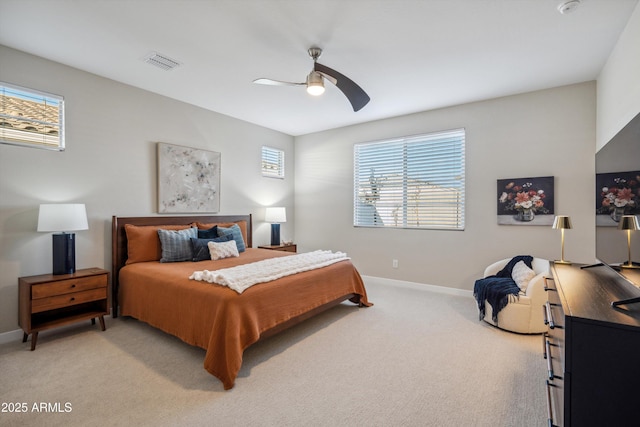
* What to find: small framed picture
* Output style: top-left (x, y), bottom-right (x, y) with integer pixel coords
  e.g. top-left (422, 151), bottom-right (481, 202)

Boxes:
top-left (497, 176), bottom-right (555, 225)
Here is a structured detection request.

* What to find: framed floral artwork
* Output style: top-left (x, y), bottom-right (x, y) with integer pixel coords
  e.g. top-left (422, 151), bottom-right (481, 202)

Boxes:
top-left (596, 170), bottom-right (639, 226)
top-left (497, 176), bottom-right (555, 225)
top-left (157, 142), bottom-right (221, 213)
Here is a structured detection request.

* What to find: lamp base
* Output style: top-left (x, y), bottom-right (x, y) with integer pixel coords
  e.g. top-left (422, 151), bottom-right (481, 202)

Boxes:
top-left (270, 223), bottom-right (281, 246)
top-left (619, 262), bottom-right (640, 269)
top-left (554, 259), bottom-right (572, 265)
top-left (52, 233), bottom-right (76, 275)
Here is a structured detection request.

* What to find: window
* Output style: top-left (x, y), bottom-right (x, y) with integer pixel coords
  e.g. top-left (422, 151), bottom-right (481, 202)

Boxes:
top-left (0, 82), bottom-right (65, 150)
top-left (354, 128), bottom-right (465, 230)
top-left (261, 146), bottom-right (284, 178)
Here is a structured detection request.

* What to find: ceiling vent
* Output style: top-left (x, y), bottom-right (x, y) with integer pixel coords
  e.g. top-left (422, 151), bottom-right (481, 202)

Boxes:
top-left (142, 51), bottom-right (181, 71)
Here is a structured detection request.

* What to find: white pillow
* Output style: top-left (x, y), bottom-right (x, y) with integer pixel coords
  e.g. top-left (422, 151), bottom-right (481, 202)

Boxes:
top-left (208, 239), bottom-right (239, 260)
top-left (511, 260), bottom-right (536, 292)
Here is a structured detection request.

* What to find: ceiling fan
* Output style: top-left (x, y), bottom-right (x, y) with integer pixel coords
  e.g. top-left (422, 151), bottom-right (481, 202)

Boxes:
top-left (253, 47), bottom-right (370, 112)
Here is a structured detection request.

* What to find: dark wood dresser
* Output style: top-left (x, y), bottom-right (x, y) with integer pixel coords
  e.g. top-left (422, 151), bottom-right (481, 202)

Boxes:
top-left (544, 263), bottom-right (640, 426)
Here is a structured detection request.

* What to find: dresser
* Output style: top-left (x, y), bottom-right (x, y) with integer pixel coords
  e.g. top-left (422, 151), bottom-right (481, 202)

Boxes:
top-left (19, 267), bottom-right (109, 350)
top-left (544, 263), bottom-right (640, 426)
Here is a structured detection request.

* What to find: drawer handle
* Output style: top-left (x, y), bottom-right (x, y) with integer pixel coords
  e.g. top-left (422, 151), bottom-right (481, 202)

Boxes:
top-left (71, 284), bottom-right (76, 288)
top-left (545, 380), bottom-right (557, 427)
top-left (543, 277), bottom-right (556, 292)
top-left (542, 333), bottom-right (548, 359)
top-left (545, 301), bottom-right (555, 329)
top-left (545, 338), bottom-right (554, 380)
top-left (70, 297), bottom-right (75, 302)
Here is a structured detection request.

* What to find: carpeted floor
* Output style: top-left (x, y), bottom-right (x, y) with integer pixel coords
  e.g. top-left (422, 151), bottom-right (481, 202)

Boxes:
top-left (0, 279), bottom-right (546, 426)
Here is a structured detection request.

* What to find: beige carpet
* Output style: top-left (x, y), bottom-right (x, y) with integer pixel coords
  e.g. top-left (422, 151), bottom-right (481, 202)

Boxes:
top-left (0, 279), bottom-right (546, 427)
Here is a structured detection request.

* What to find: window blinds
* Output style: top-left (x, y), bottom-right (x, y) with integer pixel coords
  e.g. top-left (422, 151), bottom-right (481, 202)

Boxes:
top-left (354, 129), bottom-right (465, 230)
top-left (261, 146), bottom-right (285, 178)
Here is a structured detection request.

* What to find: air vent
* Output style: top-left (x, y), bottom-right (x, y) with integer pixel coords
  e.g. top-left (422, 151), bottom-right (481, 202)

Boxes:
top-left (142, 51), bottom-right (181, 71)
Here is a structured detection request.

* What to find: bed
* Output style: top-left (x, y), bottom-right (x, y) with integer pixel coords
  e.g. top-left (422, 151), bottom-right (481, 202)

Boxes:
top-left (111, 214), bottom-right (371, 389)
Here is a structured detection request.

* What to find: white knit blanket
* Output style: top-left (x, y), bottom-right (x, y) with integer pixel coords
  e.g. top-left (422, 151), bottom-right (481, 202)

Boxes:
top-left (189, 250), bottom-right (350, 294)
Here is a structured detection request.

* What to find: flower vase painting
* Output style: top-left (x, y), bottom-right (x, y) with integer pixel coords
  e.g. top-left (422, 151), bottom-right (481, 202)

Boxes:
top-left (497, 176), bottom-right (555, 225)
top-left (595, 170), bottom-right (640, 226)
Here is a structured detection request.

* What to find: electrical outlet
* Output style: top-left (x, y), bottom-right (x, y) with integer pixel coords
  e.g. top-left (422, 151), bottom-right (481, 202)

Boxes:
top-left (392, 259), bottom-right (398, 268)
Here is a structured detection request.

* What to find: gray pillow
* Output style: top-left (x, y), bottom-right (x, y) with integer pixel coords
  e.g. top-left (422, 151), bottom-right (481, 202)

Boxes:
top-left (157, 227), bottom-right (197, 262)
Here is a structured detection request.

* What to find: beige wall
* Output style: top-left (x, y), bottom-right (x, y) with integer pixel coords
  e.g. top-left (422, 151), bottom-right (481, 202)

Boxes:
top-left (0, 45), bottom-right (608, 334)
top-left (294, 82), bottom-right (597, 291)
top-left (597, 2), bottom-right (640, 151)
top-left (0, 46), bottom-right (294, 333)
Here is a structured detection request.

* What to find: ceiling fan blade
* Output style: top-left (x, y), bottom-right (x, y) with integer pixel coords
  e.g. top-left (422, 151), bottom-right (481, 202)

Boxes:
top-left (314, 62), bottom-right (370, 112)
top-left (253, 78), bottom-right (305, 87)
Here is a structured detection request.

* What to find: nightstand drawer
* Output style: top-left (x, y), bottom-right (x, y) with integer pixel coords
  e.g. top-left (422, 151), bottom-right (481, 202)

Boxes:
top-left (32, 275), bottom-right (107, 299)
top-left (32, 288), bottom-right (106, 313)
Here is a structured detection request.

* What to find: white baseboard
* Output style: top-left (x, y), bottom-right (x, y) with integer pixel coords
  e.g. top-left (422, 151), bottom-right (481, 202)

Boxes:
top-left (362, 275), bottom-right (473, 298)
top-left (0, 328), bottom-right (24, 345)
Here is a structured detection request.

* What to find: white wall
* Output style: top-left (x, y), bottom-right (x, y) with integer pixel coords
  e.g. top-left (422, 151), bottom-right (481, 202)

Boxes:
top-left (294, 82), bottom-right (596, 291)
top-left (0, 46), bottom-right (294, 333)
top-left (597, 2), bottom-right (640, 151)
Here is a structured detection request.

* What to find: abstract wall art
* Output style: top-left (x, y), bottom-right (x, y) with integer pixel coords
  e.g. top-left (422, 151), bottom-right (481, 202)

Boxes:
top-left (157, 142), bottom-right (221, 213)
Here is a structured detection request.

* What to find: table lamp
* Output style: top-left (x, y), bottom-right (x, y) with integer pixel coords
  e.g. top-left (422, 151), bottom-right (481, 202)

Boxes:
top-left (552, 215), bottom-right (572, 264)
top-left (618, 215), bottom-right (639, 269)
top-left (37, 204), bottom-right (88, 275)
top-left (265, 207), bottom-right (286, 246)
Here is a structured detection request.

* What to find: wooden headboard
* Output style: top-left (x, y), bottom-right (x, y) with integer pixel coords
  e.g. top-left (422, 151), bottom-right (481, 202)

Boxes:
top-left (111, 214), bottom-right (252, 316)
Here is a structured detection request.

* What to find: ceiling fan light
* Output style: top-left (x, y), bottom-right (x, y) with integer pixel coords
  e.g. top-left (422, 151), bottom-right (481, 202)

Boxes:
top-left (307, 84), bottom-right (325, 96)
top-left (306, 72), bottom-right (325, 96)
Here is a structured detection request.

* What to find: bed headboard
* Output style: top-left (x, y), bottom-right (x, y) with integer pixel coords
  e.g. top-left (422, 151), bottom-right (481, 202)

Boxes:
top-left (111, 214), bottom-right (252, 317)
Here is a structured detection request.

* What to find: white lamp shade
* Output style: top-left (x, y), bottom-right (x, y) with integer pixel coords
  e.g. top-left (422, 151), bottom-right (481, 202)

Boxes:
top-left (265, 207), bottom-right (286, 223)
top-left (37, 204), bottom-right (88, 232)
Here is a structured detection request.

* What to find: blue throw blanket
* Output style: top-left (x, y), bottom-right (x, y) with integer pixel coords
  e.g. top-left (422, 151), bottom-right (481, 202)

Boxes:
top-left (473, 255), bottom-right (533, 323)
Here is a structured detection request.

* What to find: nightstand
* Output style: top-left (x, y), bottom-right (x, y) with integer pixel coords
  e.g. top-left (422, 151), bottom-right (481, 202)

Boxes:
top-left (258, 244), bottom-right (297, 253)
top-left (19, 267), bottom-right (109, 350)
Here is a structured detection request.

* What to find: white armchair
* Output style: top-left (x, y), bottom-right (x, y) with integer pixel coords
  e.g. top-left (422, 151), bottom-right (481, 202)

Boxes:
top-left (480, 257), bottom-right (550, 334)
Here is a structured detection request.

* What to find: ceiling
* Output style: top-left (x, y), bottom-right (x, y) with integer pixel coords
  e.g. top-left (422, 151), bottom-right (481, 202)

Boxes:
top-left (0, 0), bottom-right (637, 136)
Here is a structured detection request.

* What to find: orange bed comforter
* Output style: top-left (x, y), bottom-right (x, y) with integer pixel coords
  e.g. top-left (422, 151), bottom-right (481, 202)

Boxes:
top-left (119, 248), bottom-right (371, 389)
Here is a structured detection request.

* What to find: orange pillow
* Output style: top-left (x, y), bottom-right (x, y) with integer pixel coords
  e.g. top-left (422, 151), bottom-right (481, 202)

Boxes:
top-left (125, 224), bottom-right (191, 264)
top-left (195, 221), bottom-right (248, 247)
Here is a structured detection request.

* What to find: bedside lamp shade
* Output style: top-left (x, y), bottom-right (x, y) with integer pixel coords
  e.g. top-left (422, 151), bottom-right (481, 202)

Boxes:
top-left (265, 207), bottom-right (286, 223)
top-left (265, 207), bottom-right (286, 246)
top-left (552, 215), bottom-right (572, 264)
top-left (618, 215), bottom-right (639, 269)
top-left (38, 204), bottom-right (88, 275)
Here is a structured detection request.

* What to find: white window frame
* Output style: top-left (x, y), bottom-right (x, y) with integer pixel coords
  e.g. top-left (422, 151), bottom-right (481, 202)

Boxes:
top-left (261, 146), bottom-right (285, 179)
top-left (0, 82), bottom-right (65, 151)
top-left (353, 128), bottom-right (465, 230)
